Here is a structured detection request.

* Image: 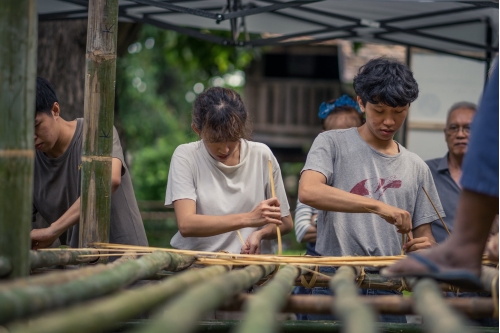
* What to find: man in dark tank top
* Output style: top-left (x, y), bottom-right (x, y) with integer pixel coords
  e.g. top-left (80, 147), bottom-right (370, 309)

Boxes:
top-left (31, 77), bottom-right (148, 249)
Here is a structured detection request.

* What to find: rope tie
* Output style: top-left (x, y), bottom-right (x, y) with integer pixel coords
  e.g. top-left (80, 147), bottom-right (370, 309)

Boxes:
top-left (356, 267), bottom-right (366, 288)
top-left (300, 265), bottom-right (319, 289)
top-left (398, 277), bottom-right (411, 292)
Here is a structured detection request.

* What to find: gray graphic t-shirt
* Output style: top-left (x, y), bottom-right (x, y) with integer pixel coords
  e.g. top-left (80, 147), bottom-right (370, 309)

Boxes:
top-left (302, 127), bottom-right (444, 257)
top-left (32, 118), bottom-right (148, 247)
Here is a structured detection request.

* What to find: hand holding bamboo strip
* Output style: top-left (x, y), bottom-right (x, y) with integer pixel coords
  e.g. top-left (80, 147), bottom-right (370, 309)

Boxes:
top-left (268, 160), bottom-right (282, 256)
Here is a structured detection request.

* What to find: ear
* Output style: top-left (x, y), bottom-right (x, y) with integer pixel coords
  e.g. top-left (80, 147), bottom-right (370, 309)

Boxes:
top-left (356, 96), bottom-right (365, 113)
top-left (51, 102), bottom-right (61, 119)
top-left (191, 123), bottom-right (201, 136)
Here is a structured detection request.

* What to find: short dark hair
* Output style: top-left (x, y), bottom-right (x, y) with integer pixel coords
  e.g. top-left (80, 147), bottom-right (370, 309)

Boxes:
top-left (192, 87), bottom-right (250, 142)
top-left (353, 57), bottom-right (418, 107)
top-left (36, 77), bottom-right (58, 116)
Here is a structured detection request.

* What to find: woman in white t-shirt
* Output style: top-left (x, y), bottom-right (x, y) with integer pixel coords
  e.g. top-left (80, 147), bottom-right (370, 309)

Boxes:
top-left (165, 87), bottom-right (293, 254)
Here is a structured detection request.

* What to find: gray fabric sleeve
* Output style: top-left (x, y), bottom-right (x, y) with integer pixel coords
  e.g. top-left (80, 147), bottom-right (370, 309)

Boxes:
top-left (412, 166), bottom-right (446, 229)
top-left (164, 146), bottom-right (197, 207)
top-left (294, 200), bottom-right (314, 242)
top-left (112, 126), bottom-right (126, 175)
top-left (301, 133), bottom-right (335, 183)
top-left (270, 153), bottom-right (291, 217)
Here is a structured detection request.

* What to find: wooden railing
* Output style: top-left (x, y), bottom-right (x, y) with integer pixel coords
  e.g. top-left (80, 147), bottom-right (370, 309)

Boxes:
top-left (244, 78), bottom-right (342, 147)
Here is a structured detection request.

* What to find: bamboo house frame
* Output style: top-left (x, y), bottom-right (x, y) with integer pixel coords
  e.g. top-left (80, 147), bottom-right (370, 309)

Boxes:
top-left (0, 0), bottom-right (498, 332)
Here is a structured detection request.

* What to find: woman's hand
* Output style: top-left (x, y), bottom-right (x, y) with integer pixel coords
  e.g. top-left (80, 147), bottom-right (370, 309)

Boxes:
top-left (243, 198), bottom-right (283, 228)
top-left (240, 230), bottom-right (263, 254)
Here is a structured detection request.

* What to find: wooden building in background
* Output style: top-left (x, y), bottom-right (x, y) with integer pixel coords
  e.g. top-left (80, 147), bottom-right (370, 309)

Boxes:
top-left (244, 45), bottom-right (342, 163)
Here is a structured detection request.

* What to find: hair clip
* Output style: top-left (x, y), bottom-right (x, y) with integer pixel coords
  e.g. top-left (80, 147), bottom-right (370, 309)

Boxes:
top-left (318, 94), bottom-right (361, 119)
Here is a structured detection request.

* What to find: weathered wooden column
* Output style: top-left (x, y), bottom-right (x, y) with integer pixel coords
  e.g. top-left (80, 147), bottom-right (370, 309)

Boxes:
top-left (0, 0), bottom-right (37, 278)
top-left (79, 0), bottom-right (119, 249)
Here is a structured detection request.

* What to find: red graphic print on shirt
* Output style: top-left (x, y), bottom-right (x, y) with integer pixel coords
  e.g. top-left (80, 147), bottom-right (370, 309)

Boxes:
top-left (350, 176), bottom-right (402, 200)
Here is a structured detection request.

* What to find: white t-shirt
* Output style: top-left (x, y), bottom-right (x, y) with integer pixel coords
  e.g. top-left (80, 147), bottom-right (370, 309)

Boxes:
top-left (165, 139), bottom-right (291, 253)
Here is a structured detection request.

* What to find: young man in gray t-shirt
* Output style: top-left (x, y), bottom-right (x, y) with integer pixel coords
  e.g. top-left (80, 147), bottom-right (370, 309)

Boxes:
top-left (31, 77), bottom-right (148, 249)
top-left (299, 58), bottom-right (444, 322)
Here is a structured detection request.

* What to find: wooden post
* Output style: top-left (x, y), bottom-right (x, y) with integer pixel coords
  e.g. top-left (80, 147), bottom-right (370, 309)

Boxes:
top-left (0, 0), bottom-right (37, 278)
top-left (330, 266), bottom-right (378, 333)
top-left (79, 0), bottom-right (119, 249)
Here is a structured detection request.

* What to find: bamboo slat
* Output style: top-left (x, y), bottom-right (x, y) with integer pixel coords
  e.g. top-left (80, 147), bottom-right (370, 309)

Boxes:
top-left (79, 0), bottom-right (119, 252)
top-left (134, 265), bottom-right (276, 333)
top-left (330, 266), bottom-right (378, 333)
top-left (0, 251), bottom-right (194, 324)
top-left (219, 293), bottom-right (496, 319)
top-left (0, 0), bottom-right (36, 278)
top-left (7, 265), bottom-right (227, 333)
top-left (235, 265), bottom-right (301, 333)
top-left (30, 249), bottom-right (99, 269)
top-left (413, 279), bottom-right (473, 333)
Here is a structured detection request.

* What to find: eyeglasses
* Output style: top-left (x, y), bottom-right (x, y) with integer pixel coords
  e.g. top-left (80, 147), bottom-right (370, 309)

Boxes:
top-left (446, 125), bottom-right (470, 135)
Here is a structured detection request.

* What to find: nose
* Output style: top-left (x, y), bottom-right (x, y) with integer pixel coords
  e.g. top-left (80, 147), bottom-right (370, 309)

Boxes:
top-left (456, 128), bottom-right (467, 138)
top-left (218, 145), bottom-right (230, 154)
top-left (382, 116), bottom-right (396, 127)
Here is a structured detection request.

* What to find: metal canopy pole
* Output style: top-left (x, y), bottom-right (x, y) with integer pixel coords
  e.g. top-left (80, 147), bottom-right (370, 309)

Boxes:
top-left (79, 0), bottom-right (119, 250)
top-left (484, 18), bottom-right (493, 85)
top-left (0, 0), bottom-right (37, 278)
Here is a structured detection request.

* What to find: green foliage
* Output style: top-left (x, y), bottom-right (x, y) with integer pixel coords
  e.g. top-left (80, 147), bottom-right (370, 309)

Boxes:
top-left (116, 25), bottom-right (258, 200)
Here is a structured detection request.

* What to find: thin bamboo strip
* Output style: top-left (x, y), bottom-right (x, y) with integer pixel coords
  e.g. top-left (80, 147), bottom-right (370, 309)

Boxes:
top-left (268, 160), bottom-right (282, 256)
top-left (7, 266), bottom-right (227, 333)
top-left (413, 279), bottom-right (471, 333)
top-left (422, 186), bottom-right (451, 236)
top-left (235, 265), bottom-right (301, 333)
top-left (330, 266), bottom-right (378, 333)
top-left (133, 264), bottom-right (276, 333)
top-left (236, 230), bottom-right (245, 246)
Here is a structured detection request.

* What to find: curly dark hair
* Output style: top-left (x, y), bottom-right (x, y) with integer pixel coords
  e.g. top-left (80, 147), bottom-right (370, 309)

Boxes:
top-left (192, 87), bottom-right (250, 142)
top-left (353, 57), bottom-right (418, 107)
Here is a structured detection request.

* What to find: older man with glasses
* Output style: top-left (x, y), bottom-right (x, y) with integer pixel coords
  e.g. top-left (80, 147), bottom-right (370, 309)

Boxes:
top-left (426, 102), bottom-right (476, 243)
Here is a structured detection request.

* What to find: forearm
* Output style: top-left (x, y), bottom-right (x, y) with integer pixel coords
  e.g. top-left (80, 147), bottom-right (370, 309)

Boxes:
top-left (301, 226), bottom-right (317, 243)
top-left (260, 215), bottom-right (293, 240)
top-left (50, 198), bottom-right (81, 237)
top-left (177, 213), bottom-right (249, 237)
top-left (299, 181), bottom-right (384, 213)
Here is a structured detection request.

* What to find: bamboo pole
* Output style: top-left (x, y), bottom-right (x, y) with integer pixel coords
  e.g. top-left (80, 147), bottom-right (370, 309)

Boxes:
top-left (0, 0), bottom-right (37, 278)
top-left (115, 320), bottom-right (500, 333)
top-left (7, 265), bottom-right (227, 333)
top-left (330, 266), bottom-right (378, 333)
top-left (0, 257), bottom-right (12, 278)
top-left (219, 293), bottom-right (496, 319)
top-left (79, 0), bottom-right (119, 251)
top-left (0, 251), bottom-right (194, 324)
top-left (0, 264), bottom-right (109, 291)
top-left (413, 278), bottom-right (472, 333)
top-left (30, 249), bottom-right (99, 269)
top-left (235, 265), bottom-right (301, 333)
top-left (135, 265), bottom-right (276, 333)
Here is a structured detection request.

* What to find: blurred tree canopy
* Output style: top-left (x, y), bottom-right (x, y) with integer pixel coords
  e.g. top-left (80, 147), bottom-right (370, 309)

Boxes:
top-left (116, 25), bottom-right (259, 200)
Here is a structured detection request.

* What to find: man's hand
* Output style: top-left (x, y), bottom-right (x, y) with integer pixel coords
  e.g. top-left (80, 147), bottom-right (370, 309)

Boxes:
top-left (376, 204), bottom-right (412, 234)
top-left (403, 236), bottom-right (434, 252)
top-left (31, 227), bottom-right (58, 250)
top-left (240, 231), bottom-right (263, 254)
